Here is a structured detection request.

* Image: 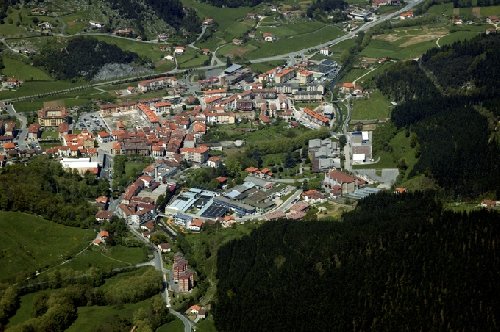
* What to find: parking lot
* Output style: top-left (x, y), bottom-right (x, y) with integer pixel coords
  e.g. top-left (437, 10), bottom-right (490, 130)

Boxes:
top-left (75, 112), bottom-right (110, 133)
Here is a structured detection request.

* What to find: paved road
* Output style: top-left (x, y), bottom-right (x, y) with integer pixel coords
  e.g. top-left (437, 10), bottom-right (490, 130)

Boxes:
top-left (6, 104), bottom-right (28, 149)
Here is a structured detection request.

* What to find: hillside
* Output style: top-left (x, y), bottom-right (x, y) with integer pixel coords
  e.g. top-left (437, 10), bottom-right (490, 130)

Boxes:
top-left (214, 193), bottom-right (500, 332)
top-left (372, 33), bottom-right (500, 196)
top-left (0, 211), bottom-right (94, 282)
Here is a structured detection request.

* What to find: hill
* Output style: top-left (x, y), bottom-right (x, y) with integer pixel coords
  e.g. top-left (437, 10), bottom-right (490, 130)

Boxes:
top-left (214, 193), bottom-right (500, 332)
top-left (0, 211), bottom-right (94, 282)
top-left (372, 33), bottom-right (500, 197)
top-left (0, 156), bottom-right (109, 226)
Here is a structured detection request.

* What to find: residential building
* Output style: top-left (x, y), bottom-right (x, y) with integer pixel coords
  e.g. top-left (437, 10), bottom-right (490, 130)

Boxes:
top-left (38, 107), bottom-right (68, 128)
top-left (323, 169), bottom-right (366, 196)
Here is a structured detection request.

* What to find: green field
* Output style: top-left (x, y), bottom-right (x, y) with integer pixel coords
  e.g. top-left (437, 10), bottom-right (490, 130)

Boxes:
top-left (2, 56), bottom-right (52, 81)
top-left (351, 90), bottom-right (392, 121)
top-left (177, 48), bottom-right (211, 68)
top-left (244, 24), bottom-right (343, 59)
top-left (55, 245), bottom-right (148, 271)
top-left (0, 80), bottom-right (86, 100)
top-left (196, 318), bottom-right (218, 332)
top-left (66, 298), bottom-right (154, 332)
top-left (92, 35), bottom-right (166, 62)
top-left (157, 317), bottom-right (184, 332)
top-left (0, 211), bottom-right (94, 281)
top-left (354, 129), bottom-right (417, 173)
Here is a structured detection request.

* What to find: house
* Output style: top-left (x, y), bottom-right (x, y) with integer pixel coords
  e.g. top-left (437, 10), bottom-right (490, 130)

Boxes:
top-left (174, 46), bottom-right (185, 55)
top-left (207, 156), bottom-right (221, 168)
top-left (158, 243), bottom-right (171, 253)
top-left (480, 199), bottom-right (499, 209)
top-left (95, 210), bottom-right (113, 222)
top-left (96, 196), bottom-right (109, 209)
top-left (320, 47), bottom-right (330, 56)
top-left (301, 189), bottom-right (325, 203)
top-left (89, 21), bottom-right (105, 29)
top-left (97, 131), bottom-right (112, 144)
top-left (233, 38), bottom-right (243, 45)
top-left (202, 18), bottom-right (214, 25)
top-left (399, 11), bottom-right (414, 20)
top-left (2, 77), bottom-right (23, 89)
top-left (263, 32), bottom-right (275, 42)
top-left (323, 169), bottom-right (366, 196)
top-left (99, 230), bottom-right (109, 241)
top-left (186, 305), bottom-right (207, 321)
top-left (187, 218), bottom-right (203, 232)
top-left (27, 124), bottom-right (41, 141)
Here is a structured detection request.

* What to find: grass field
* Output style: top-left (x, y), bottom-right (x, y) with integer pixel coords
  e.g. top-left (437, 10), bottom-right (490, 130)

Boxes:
top-left (176, 48), bottom-right (211, 69)
top-left (196, 318), bottom-right (218, 332)
top-left (56, 245), bottom-right (148, 272)
top-left (245, 24), bottom-right (343, 59)
top-left (0, 211), bottom-right (94, 281)
top-left (92, 35), bottom-right (166, 62)
top-left (0, 80), bottom-right (86, 99)
top-left (2, 56), bottom-right (52, 81)
top-left (157, 317), bottom-right (184, 332)
top-left (248, 60), bottom-right (285, 73)
top-left (354, 130), bottom-right (417, 173)
top-left (351, 90), bottom-right (392, 121)
top-left (66, 298), bottom-right (154, 332)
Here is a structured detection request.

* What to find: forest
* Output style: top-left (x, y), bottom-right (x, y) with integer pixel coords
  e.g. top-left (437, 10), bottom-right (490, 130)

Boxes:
top-left (375, 34), bottom-right (500, 197)
top-left (0, 0), bottom-right (18, 23)
top-left (307, 0), bottom-right (347, 19)
top-left (32, 37), bottom-right (141, 80)
top-left (106, 0), bottom-right (201, 35)
top-left (0, 156), bottom-right (109, 226)
top-left (214, 192), bottom-right (500, 332)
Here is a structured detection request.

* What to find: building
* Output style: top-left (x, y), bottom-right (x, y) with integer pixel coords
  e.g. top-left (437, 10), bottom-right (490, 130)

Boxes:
top-left (38, 107), bottom-right (68, 128)
top-left (60, 158), bottom-right (99, 175)
top-left (320, 47), bottom-right (330, 56)
top-left (180, 146), bottom-right (209, 163)
top-left (263, 32), bottom-right (275, 42)
top-left (323, 169), bottom-right (366, 196)
top-left (137, 76), bottom-right (177, 92)
top-left (274, 68), bottom-right (295, 84)
top-left (399, 11), bottom-right (414, 19)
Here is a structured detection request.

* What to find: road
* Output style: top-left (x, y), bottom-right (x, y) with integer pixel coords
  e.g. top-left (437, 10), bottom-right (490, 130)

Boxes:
top-left (6, 104), bottom-right (28, 149)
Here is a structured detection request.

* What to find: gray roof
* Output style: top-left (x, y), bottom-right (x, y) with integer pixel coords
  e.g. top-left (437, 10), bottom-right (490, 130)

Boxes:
top-left (225, 64), bottom-right (242, 74)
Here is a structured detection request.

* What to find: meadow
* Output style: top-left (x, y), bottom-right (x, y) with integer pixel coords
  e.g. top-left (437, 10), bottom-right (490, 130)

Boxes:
top-left (351, 90), bottom-right (392, 121)
top-left (0, 211), bottom-right (95, 281)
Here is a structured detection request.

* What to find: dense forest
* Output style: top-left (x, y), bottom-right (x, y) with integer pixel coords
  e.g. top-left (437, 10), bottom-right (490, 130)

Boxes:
top-left (199, 0), bottom-right (266, 7)
top-left (214, 192), bottom-right (500, 332)
top-left (106, 0), bottom-right (201, 35)
top-left (33, 37), bottom-right (141, 80)
top-left (375, 34), bottom-right (500, 197)
top-left (0, 156), bottom-right (108, 226)
top-left (307, 0), bottom-right (347, 19)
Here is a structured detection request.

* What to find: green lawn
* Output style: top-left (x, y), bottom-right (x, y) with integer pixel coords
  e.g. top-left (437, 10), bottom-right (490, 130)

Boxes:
top-left (181, 0), bottom-right (252, 32)
top-left (2, 56), bottom-right (52, 81)
top-left (157, 317), bottom-right (184, 332)
top-left (477, 5), bottom-right (500, 16)
top-left (351, 90), bottom-right (392, 121)
top-left (41, 130), bottom-right (60, 140)
top-left (0, 211), bottom-right (94, 281)
top-left (66, 298), bottom-right (154, 332)
top-left (426, 3), bottom-right (454, 16)
top-left (177, 48), bottom-right (210, 69)
top-left (56, 245), bottom-right (148, 271)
